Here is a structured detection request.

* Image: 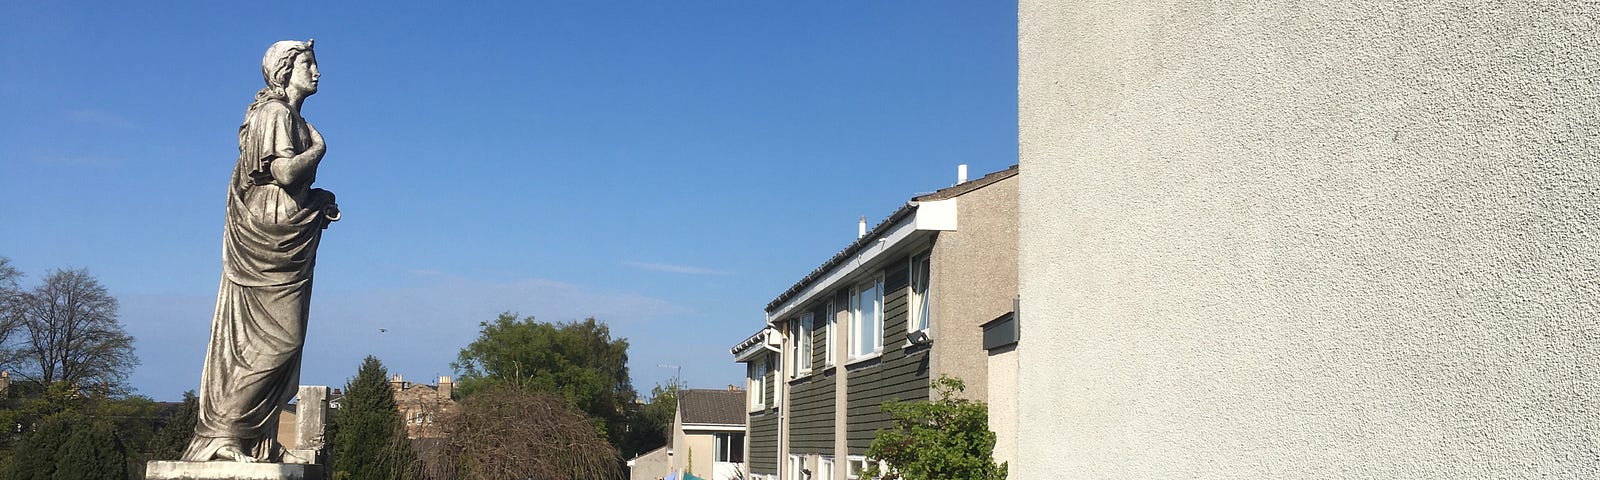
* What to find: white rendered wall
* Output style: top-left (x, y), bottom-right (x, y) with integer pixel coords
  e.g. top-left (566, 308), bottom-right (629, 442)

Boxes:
top-left (1016, 1), bottom-right (1600, 479)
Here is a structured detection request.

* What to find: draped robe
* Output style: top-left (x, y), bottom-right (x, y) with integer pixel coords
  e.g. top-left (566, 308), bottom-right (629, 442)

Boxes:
top-left (184, 97), bottom-right (335, 461)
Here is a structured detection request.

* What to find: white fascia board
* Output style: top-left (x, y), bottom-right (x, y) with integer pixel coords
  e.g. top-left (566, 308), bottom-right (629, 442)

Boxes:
top-left (768, 211), bottom-right (929, 322)
top-left (913, 198), bottom-right (958, 231)
top-left (733, 328), bottom-right (781, 362)
top-left (682, 424), bottom-right (747, 432)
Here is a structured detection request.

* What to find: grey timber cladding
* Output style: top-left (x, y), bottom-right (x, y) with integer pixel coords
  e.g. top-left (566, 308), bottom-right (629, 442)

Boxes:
top-left (846, 258), bottom-right (931, 454)
top-left (748, 411), bottom-right (781, 474)
top-left (787, 370), bottom-right (837, 453)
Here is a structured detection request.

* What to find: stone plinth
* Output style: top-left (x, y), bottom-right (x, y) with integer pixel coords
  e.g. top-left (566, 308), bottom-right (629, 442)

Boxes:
top-left (145, 461), bottom-right (323, 480)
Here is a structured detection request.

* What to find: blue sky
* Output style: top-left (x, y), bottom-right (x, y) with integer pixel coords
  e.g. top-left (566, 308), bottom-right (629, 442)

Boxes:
top-left (0, 2), bottom-right (1017, 401)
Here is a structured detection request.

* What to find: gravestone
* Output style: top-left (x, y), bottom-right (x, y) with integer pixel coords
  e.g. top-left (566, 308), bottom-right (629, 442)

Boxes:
top-left (285, 386), bottom-right (330, 466)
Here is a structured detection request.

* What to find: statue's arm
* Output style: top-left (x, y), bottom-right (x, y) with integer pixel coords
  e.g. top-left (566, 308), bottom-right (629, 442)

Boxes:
top-left (269, 123), bottom-right (326, 187)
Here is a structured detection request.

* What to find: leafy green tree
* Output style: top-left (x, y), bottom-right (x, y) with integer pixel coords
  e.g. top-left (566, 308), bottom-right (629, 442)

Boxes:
top-left (864, 376), bottom-right (1007, 480)
top-left (331, 356), bottom-right (415, 480)
top-left (622, 377), bottom-right (683, 456)
top-left (148, 390), bottom-right (198, 460)
top-left (51, 419), bottom-right (128, 480)
top-left (452, 313), bottom-right (639, 454)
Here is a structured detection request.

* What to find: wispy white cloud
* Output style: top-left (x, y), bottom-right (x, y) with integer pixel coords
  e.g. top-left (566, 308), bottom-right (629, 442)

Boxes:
top-left (63, 109), bottom-right (138, 130)
top-left (120, 273), bottom-right (691, 400)
top-left (29, 153), bottom-right (119, 167)
top-left (623, 261), bottom-right (734, 276)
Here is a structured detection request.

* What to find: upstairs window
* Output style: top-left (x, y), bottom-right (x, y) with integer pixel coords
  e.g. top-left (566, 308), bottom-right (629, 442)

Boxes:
top-left (791, 313), bottom-right (814, 377)
top-left (909, 253), bottom-right (931, 334)
top-left (823, 300), bottom-right (836, 366)
top-left (849, 274), bottom-right (884, 360)
top-left (748, 359), bottom-right (767, 411)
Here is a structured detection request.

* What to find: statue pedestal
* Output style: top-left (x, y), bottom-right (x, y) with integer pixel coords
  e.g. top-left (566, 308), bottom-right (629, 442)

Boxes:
top-left (145, 461), bottom-right (323, 480)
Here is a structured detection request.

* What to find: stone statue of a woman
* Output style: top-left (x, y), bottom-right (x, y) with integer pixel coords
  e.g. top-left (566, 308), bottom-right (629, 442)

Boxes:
top-left (184, 39), bottom-right (340, 463)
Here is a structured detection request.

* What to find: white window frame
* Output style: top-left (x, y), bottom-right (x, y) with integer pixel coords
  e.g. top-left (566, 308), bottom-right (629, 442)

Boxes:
top-left (849, 274), bottom-right (885, 361)
top-left (908, 252), bottom-right (932, 335)
top-left (792, 313), bottom-right (814, 377)
top-left (818, 456), bottom-right (835, 480)
top-left (749, 359), bottom-right (767, 411)
top-left (714, 432), bottom-right (745, 463)
top-left (788, 454), bottom-right (804, 480)
top-left (851, 454), bottom-right (889, 480)
top-left (846, 456), bottom-right (883, 480)
top-left (823, 300), bottom-right (836, 367)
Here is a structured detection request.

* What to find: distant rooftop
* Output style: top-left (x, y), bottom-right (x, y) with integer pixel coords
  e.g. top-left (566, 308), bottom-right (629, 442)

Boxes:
top-left (678, 388), bottom-right (746, 426)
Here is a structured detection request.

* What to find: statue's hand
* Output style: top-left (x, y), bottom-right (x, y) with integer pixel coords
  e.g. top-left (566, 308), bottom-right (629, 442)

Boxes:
top-left (324, 202), bottom-right (341, 222)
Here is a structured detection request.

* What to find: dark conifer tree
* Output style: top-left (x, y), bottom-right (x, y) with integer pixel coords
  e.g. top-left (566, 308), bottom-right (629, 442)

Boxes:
top-left (6, 414), bottom-right (74, 480)
top-left (51, 420), bottom-right (128, 480)
top-left (331, 356), bottom-right (415, 480)
top-left (147, 390), bottom-right (199, 460)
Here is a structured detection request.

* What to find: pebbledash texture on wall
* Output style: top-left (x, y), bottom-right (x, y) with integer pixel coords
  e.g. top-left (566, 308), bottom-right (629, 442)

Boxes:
top-left (1016, 1), bottom-right (1599, 479)
top-left (151, 39), bottom-right (342, 479)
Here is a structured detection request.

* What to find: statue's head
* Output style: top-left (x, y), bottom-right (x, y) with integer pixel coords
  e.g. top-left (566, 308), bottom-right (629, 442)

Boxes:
top-left (259, 39), bottom-right (318, 100)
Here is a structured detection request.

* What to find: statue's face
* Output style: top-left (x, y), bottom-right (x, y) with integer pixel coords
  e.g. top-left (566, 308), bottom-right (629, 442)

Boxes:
top-left (288, 51), bottom-right (320, 98)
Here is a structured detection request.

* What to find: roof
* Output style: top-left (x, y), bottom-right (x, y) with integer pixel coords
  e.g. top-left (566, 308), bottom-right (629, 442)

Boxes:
top-left (764, 165), bottom-right (1019, 312)
top-left (677, 389), bottom-right (747, 426)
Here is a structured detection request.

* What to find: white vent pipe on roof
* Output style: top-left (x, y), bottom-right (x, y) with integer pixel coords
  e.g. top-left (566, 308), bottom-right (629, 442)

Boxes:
top-left (958, 164), bottom-right (969, 184)
top-left (858, 216), bottom-right (867, 239)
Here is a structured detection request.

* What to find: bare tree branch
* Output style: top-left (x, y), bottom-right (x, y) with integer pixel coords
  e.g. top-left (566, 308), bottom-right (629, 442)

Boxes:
top-left (10, 268), bottom-right (136, 391)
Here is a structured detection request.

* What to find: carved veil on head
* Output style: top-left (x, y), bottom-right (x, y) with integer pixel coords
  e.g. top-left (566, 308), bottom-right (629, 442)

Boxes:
top-left (254, 39), bottom-right (314, 103)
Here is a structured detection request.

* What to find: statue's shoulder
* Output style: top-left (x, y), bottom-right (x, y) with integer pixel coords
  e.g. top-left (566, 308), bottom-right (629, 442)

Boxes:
top-left (248, 99), bottom-right (292, 117)
top-left (243, 99), bottom-right (296, 131)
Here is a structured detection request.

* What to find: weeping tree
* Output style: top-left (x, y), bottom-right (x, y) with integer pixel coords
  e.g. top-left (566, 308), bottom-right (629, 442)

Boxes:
top-left (452, 313), bottom-right (640, 455)
top-left (429, 385), bottom-right (621, 480)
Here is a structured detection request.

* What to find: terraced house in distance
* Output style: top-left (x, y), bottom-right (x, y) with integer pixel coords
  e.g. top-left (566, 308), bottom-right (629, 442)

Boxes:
top-left (732, 165), bottom-right (1019, 480)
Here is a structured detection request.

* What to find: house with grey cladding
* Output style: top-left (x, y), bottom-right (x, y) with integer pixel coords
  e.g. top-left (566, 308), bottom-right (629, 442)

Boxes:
top-left (731, 165), bottom-right (1018, 480)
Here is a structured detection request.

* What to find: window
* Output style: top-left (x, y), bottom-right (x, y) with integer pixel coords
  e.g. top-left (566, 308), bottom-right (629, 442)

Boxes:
top-left (818, 456), bottom-right (835, 480)
top-left (846, 456), bottom-right (882, 480)
top-left (749, 358), bottom-right (767, 411)
top-left (791, 313), bottom-right (814, 377)
top-left (788, 454), bottom-right (804, 480)
top-left (823, 300), bottom-right (836, 366)
top-left (714, 432), bottom-right (745, 463)
top-left (849, 275), bottom-right (884, 360)
top-left (909, 253), bottom-right (931, 334)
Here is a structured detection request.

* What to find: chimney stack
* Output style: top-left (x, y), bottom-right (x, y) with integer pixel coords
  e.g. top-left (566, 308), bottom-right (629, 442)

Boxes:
top-left (438, 376), bottom-right (453, 400)
top-left (958, 164), bottom-right (969, 184)
top-left (858, 216), bottom-right (867, 239)
top-left (390, 374), bottom-right (404, 391)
